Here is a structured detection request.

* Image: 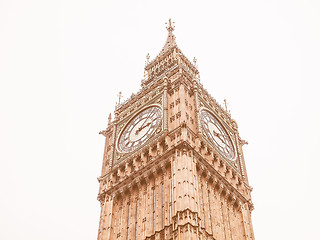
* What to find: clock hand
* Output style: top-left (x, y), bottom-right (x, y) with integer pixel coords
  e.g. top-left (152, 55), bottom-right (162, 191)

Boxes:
top-left (138, 121), bottom-right (151, 131)
top-left (138, 110), bottom-right (153, 129)
top-left (142, 109), bottom-right (156, 126)
top-left (135, 109), bottom-right (156, 134)
top-left (135, 121), bottom-right (151, 135)
top-left (212, 131), bottom-right (233, 155)
top-left (213, 131), bottom-right (227, 146)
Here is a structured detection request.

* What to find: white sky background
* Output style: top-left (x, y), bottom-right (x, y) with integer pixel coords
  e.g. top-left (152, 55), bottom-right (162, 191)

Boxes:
top-left (1, 0), bottom-right (320, 239)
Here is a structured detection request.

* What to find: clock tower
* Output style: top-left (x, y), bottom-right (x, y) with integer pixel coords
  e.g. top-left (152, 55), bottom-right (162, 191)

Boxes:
top-left (97, 19), bottom-right (255, 240)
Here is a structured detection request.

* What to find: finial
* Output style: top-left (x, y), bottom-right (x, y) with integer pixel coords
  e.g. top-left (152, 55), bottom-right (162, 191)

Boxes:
top-left (117, 91), bottom-right (123, 105)
top-left (195, 73), bottom-right (200, 83)
top-left (143, 54), bottom-right (150, 81)
top-left (145, 53), bottom-right (150, 65)
top-left (108, 113), bottom-right (111, 126)
top-left (193, 57), bottom-right (198, 69)
top-left (223, 99), bottom-right (230, 113)
top-left (166, 18), bottom-right (175, 33)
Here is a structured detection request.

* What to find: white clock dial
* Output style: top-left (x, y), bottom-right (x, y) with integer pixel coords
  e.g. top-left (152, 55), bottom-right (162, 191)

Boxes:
top-left (200, 109), bottom-right (235, 161)
top-left (117, 106), bottom-right (162, 153)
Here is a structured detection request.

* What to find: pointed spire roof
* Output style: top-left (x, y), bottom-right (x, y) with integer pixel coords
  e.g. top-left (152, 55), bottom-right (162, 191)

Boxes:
top-left (161, 18), bottom-right (177, 53)
top-left (144, 19), bottom-right (178, 70)
top-left (142, 19), bottom-right (199, 88)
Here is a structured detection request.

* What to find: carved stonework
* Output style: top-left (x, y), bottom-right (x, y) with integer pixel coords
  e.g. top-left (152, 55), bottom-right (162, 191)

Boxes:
top-left (97, 20), bottom-right (255, 240)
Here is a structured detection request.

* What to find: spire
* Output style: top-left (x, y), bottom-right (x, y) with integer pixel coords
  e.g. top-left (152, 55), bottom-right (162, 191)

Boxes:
top-left (142, 19), bottom-right (199, 87)
top-left (161, 18), bottom-right (177, 53)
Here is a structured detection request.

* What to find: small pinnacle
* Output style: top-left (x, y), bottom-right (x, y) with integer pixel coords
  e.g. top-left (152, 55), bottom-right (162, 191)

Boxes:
top-left (117, 91), bottom-right (123, 105)
top-left (224, 99), bottom-right (230, 113)
top-left (193, 57), bottom-right (198, 69)
top-left (145, 53), bottom-right (150, 65)
top-left (108, 113), bottom-right (111, 126)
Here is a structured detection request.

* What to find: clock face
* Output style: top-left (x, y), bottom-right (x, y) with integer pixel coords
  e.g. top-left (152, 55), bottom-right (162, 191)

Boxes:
top-left (117, 106), bottom-right (162, 153)
top-left (200, 109), bottom-right (235, 161)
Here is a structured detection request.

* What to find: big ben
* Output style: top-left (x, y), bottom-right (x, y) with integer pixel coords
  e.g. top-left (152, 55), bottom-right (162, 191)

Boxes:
top-left (97, 19), bottom-right (254, 240)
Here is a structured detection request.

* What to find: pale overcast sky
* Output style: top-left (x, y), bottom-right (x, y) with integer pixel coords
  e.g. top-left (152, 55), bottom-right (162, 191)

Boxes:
top-left (1, 0), bottom-right (320, 239)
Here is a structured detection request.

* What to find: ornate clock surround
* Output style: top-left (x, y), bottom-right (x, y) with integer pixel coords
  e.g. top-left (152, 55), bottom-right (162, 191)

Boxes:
top-left (116, 104), bottom-right (163, 153)
top-left (199, 105), bottom-right (241, 172)
top-left (113, 94), bottom-right (165, 166)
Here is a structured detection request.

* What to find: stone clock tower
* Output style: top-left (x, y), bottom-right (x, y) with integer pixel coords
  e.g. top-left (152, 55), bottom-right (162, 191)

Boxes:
top-left (97, 20), bottom-right (254, 240)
